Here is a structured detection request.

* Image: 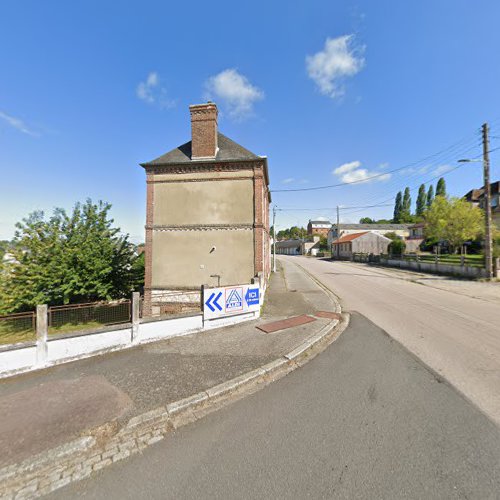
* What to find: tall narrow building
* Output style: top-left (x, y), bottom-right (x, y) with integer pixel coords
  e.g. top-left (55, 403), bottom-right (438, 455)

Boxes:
top-left (140, 102), bottom-right (271, 316)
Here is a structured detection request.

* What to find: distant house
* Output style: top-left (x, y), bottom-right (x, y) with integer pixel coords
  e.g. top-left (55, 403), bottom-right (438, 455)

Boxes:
top-left (464, 181), bottom-right (500, 230)
top-left (331, 232), bottom-right (391, 259)
top-left (275, 239), bottom-right (302, 255)
top-left (275, 236), bottom-right (321, 256)
top-left (406, 223), bottom-right (425, 252)
top-left (327, 223), bottom-right (411, 247)
top-left (307, 218), bottom-right (332, 237)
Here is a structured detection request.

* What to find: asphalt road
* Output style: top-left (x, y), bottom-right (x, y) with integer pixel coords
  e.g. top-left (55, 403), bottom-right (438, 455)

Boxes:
top-left (49, 312), bottom-right (500, 500)
top-left (290, 257), bottom-right (500, 427)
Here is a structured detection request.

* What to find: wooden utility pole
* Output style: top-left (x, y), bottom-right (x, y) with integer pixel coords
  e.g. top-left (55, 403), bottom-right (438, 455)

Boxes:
top-left (482, 123), bottom-right (494, 279)
top-left (336, 205), bottom-right (340, 259)
top-left (272, 205), bottom-right (276, 272)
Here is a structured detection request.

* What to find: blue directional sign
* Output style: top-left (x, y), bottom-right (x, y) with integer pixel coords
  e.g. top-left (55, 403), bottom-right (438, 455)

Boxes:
top-left (245, 287), bottom-right (260, 306)
top-left (205, 291), bottom-right (222, 313)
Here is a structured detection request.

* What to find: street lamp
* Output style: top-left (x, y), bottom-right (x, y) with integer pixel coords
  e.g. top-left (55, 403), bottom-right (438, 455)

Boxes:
top-left (458, 124), bottom-right (494, 278)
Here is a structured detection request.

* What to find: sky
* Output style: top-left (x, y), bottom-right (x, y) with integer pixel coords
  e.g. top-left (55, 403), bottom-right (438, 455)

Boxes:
top-left (1, 0), bottom-right (500, 241)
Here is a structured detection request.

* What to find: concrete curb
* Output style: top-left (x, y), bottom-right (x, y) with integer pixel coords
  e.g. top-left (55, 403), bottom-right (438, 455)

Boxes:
top-left (0, 284), bottom-right (349, 499)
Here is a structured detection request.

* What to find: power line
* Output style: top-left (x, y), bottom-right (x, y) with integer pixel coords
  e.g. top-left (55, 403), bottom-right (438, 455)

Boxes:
top-left (271, 132), bottom-right (481, 193)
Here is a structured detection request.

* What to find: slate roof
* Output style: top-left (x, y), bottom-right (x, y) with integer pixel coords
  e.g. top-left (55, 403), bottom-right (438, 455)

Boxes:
top-left (309, 220), bottom-right (332, 225)
top-left (141, 132), bottom-right (261, 167)
top-left (275, 239), bottom-right (303, 248)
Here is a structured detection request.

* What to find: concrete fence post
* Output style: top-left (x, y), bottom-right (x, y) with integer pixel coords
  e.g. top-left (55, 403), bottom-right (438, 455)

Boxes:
top-left (460, 254), bottom-right (465, 267)
top-left (131, 292), bottom-right (140, 344)
top-left (36, 304), bottom-right (48, 366)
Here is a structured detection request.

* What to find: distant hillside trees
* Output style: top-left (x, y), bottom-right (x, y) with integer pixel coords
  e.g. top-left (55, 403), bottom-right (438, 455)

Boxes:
top-left (0, 200), bottom-right (143, 314)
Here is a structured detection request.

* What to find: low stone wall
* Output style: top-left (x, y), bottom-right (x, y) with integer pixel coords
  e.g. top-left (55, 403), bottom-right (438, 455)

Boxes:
top-left (379, 257), bottom-right (488, 279)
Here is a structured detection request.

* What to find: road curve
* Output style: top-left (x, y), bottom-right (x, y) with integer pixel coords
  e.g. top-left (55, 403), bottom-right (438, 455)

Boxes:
top-left (290, 256), bottom-right (500, 427)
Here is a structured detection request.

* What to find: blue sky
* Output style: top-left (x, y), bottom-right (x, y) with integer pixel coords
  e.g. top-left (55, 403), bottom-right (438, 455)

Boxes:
top-left (1, 0), bottom-right (500, 240)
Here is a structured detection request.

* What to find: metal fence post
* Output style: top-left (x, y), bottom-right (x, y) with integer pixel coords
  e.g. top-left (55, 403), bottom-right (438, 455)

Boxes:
top-left (131, 292), bottom-right (140, 344)
top-left (36, 305), bottom-right (48, 366)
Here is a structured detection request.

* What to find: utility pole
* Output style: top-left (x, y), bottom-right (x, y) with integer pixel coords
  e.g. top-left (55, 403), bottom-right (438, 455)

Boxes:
top-left (336, 205), bottom-right (340, 259)
top-left (272, 205), bottom-right (276, 272)
top-left (482, 123), bottom-right (494, 279)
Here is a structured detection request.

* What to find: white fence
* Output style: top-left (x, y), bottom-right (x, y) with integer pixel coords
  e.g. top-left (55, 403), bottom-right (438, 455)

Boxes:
top-left (0, 288), bottom-right (263, 379)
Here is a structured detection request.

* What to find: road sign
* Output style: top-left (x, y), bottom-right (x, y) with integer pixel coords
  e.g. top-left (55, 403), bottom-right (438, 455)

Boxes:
top-left (203, 284), bottom-right (261, 320)
top-left (225, 287), bottom-right (243, 312)
top-left (245, 288), bottom-right (259, 306)
top-left (205, 291), bottom-right (222, 313)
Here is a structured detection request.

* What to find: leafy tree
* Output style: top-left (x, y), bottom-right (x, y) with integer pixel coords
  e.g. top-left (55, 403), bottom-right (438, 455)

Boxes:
top-left (393, 191), bottom-right (403, 223)
top-left (389, 238), bottom-right (406, 256)
top-left (400, 187), bottom-right (412, 222)
top-left (426, 185), bottom-right (434, 209)
top-left (416, 184), bottom-right (427, 217)
top-left (0, 200), bottom-right (140, 314)
top-left (436, 177), bottom-right (446, 198)
top-left (384, 232), bottom-right (400, 241)
top-left (424, 196), bottom-right (484, 253)
top-left (319, 235), bottom-right (328, 251)
top-left (359, 217), bottom-right (375, 224)
top-left (376, 219), bottom-right (393, 224)
top-left (0, 240), bottom-right (10, 260)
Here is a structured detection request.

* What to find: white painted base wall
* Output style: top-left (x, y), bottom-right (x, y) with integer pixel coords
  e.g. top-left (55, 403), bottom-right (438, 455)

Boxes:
top-left (0, 291), bottom-right (263, 379)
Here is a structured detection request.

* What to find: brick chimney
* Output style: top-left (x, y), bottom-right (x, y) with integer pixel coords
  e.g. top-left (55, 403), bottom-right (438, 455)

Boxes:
top-left (189, 102), bottom-right (218, 159)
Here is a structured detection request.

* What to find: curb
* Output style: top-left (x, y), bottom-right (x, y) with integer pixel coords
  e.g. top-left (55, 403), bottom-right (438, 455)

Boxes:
top-left (0, 281), bottom-right (349, 499)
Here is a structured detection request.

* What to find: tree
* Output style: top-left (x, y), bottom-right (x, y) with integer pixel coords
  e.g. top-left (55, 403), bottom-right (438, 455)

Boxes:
top-left (400, 187), bottom-right (412, 222)
top-left (424, 196), bottom-right (484, 253)
top-left (0, 200), bottom-right (139, 314)
top-left (389, 238), bottom-right (406, 256)
top-left (319, 235), bottom-right (328, 251)
top-left (416, 184), bottom-right (427, 217)
top-left (436, 177), bottom-right (446, 198)
top-left (426, 185), bottom-right (434, 209)
top-left (359, 217), bottom-right (375, 224)
top-left (0, 240), bottom-right (9, 260)
top-left (393, 191), bottom-right (403, 223)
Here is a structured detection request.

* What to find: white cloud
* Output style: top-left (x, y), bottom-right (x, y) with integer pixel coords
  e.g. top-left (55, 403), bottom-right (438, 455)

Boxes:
top-left (306, 35), bottom-right (365, 99)
top-left (282, 177), bottom-right (295, 184)
top-left (333, 160), bottom-right (361, 175)
top-left (333, 160), bottom-right (391, 184)
top-left (433, 164), bottom-right (454, 176)
top-left (136, 72), bottom-right (175, 109)
top-left (204, 69), bottom-right (264, 120)
top-left (0, 111), bottom-right (38, 136)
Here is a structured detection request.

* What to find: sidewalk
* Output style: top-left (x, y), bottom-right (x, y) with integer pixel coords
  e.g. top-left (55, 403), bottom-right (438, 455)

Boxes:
top-left (0, 258), bottom-right (340, 485)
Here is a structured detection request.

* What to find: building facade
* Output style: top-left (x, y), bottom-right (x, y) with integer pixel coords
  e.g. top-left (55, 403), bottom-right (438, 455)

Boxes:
top-left (331, 231), bottom-right (391, 259)
top-left (327, 223), bottom-right (411, 247)
top-left (464, 181), bottom-right (500, 230)
top-left (140, 102), bottom-right (271, 315)
top-left (307, 218), bottom-right (332, 237)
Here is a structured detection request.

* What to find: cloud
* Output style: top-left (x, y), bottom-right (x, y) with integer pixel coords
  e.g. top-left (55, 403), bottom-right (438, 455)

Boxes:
top-left (204, 69), bottom-right (264, 119)
top-left (433, 164), bottom-right (454, 176)
top-left (306, 35), bottom-right (365, 99)
top-left (332, 160), bottom-right (361, 175)
top-left (0, 111), bottom-right (39, 136)
top-left (282, 177), bottom-right (295, 184)
top-left (136, 72), bottom-right (175, 109)
top-left (333, 160), bottom-right (391, 184)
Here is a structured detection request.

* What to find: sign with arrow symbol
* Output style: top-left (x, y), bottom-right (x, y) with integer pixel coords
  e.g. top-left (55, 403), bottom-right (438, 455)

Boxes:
top-left (203, 284), bottom-right (261, 320)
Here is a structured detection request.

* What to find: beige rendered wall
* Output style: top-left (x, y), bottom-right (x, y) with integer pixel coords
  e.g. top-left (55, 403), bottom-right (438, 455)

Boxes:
top-left (153, 179), bottom-right (254, 226)
top-left (151, 229), bottom-right (255, 289)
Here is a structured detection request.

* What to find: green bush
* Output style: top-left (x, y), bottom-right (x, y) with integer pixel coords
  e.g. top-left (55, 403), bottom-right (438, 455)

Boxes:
top-left (389, 239), bottom-right (406, 256)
